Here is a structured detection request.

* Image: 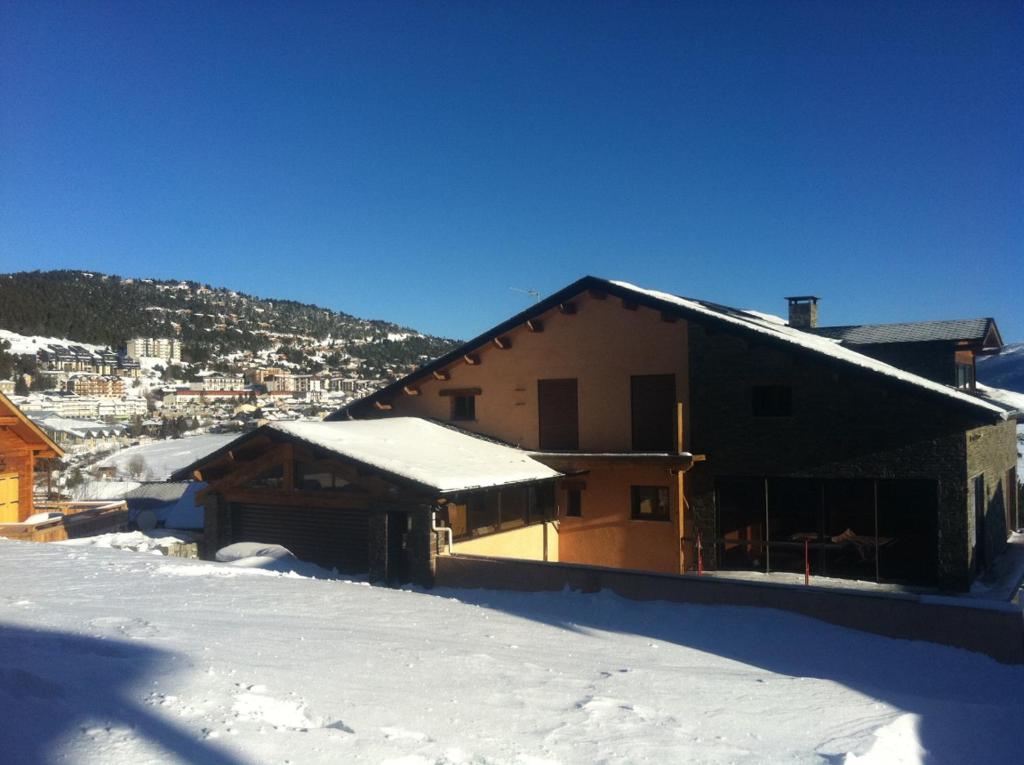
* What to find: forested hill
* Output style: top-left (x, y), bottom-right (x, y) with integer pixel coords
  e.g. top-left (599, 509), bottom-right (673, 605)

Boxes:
top-left (0, 270), bottom-right (457, 374)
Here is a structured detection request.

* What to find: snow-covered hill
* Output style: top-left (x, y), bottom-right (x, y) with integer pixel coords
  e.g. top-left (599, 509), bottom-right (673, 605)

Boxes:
top-left (1, 538), bottom-right (1022, 763)
top-left (96, 434), bottom-right (235, 481)
top-left (978, 341), bottom-right (1024, 394)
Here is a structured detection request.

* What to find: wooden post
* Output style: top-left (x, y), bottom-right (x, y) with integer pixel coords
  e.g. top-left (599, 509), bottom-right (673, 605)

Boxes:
top-left (873, 480), bottom-right (880, 584)
top-left (804, 538), bottom-right (810, 585)
top-left (676, 401), bottom-right (686, 573)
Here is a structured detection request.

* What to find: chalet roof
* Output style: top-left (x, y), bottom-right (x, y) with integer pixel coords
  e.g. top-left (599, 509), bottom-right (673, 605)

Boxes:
top-left (808, 318), bottom-right (1000, 347)
top-left (0, 391), bottom-right (64, 458)
top-left (327, 276), bottom-right (1007, 424)
top-left (174, 418), bottom-right (561, 494)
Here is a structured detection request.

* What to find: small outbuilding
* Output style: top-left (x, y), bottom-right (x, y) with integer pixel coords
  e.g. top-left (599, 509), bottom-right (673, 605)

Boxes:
top-left (172, 417), bottom-right (562, 584)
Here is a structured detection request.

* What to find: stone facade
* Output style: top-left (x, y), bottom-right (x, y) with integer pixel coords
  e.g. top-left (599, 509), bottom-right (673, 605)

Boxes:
top-left (685, 320), bottom-right (1006, 591)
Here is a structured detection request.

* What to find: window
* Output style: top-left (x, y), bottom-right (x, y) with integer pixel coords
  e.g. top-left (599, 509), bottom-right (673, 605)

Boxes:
top-left (566, 488), bottom-right (582, 517)
top-left (441, 387), bottom-right (480, 421)
top-left (956, 363), bottom-right (975, 390)
top-left (451, 394), bottom-right (475, 421)
top-left (631, 486), bottom-right (670, 521)
top-left (538, 378), bottom-right (579, 449)
top-left (631, 374), bottom-right (676, 451)
top-left (752, 385), bottom-right (792, 417)
top-left (1008, 468), bottom-right (1019, 530)
top-left (530, 482), bottom-right (557, 523)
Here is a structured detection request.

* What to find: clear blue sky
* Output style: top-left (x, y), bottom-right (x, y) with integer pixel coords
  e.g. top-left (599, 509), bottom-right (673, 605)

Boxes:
top-left (1, 1), bottom-right (1021, 340)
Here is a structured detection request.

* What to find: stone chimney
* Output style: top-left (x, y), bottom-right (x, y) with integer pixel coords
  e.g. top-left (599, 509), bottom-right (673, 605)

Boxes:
top-left (785, 296), bottom-right (819, 329)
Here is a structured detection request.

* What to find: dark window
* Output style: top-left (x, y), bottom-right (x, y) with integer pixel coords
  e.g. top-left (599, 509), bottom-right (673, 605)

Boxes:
top-left (500, 487), bottom-right (529, 530)
top-left (631, 374), bottom-right (676, 451)
top-left (956, 363), bottom-right (975, 390)
top-left (530, 482), bottom-right (557, 523)
top-left (566, 488), bottom-right (582, 517)
top-left (1008, 468), bottom-right (1019, 531)
top-left (752, 385), bottom-right (792, 417)
top-left (451, 394), bottom-right (476, 421)
top-left (973, 474), bottom-right (986, 572)
top-left (538, 378), bottom-right (578, 450)
top-left (631, 486), bottom-right (670, 521)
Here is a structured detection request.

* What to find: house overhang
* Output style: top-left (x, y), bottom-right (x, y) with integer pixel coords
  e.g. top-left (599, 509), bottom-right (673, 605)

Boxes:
top-left (529, 451), bottom-right (699, 472)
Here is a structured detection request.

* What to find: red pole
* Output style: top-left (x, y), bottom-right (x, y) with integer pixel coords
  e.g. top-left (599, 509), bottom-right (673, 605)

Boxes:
top-left (697, 530), bottom-right (704, 576)
top-left (804, 538), bottom-right (810, 585)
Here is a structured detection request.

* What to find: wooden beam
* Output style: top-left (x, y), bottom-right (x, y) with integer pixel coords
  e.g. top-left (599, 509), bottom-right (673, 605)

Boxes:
top-left (439, 387), bottom-right (482, 397)
top-left (493, 336), bottom-right (512, 350)
top-left (222, 488), bottom-right (372, 510)
top-left (526, 319), bottom-right (544, 333)
top-left (558, 302), bottom-right (577, 315)
top-left (198, 443), bottom-right (291, 500)
top-left (621, 299), bottom-right (638, 311)
top-left (403, 385), bottom-right (420, 396)
top-left (432, 370), bottom-right (450, 381)
top-left (282, 443), bottom-right (294, 492)
top-left (463, 353), bottom-right (480, 366)
top-left (0, 417), bottom-right (17, 426)
top-left (373, 400), bottom-right (392, 411)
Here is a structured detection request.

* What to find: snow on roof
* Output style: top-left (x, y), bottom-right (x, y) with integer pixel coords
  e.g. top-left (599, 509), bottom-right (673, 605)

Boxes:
top-left (975, 384), bottom-right (1024, 417)
top-left (610, 280), bottom-right (1008, 419)
top-left (270, 418), bottom-right (561, 493)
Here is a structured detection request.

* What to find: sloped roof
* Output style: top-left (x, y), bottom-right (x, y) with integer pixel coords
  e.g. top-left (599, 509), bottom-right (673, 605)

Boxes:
top-left (809, 318), bottom-right (998, 346)
top-left (173, 418), bottom-right (561, 494)
top-left (328, 276), bottom-right (1006, 423)
top-left (0, 391), bottom-right (63, 458)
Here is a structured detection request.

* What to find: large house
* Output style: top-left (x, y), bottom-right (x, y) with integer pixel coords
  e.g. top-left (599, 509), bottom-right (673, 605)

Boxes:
top-left (179, 277), bottom-right (1019, 591)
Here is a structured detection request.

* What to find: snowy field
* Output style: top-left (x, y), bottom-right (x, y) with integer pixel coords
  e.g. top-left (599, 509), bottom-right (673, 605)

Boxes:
top-left (96, 434), bottom-right (236, 481)
top-left (1, 539), bottom-right (1022, 765)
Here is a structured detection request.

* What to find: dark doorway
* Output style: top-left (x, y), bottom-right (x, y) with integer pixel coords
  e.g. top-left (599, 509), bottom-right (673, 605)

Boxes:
top-left (631, 374), bottom-right (676, 451)
top-left (972, 474), bottom-right (986, 573)
top-left (386, 511), bottom-right (410, 585)
top-left (538, 378), bottom-right (578, 450)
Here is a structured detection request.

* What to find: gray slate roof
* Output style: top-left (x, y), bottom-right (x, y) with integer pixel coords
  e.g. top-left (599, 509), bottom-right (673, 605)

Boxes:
top-left (809, 318), bottom-right (994, 346)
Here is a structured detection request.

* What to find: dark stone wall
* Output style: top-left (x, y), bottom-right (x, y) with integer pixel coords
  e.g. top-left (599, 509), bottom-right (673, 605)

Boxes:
top-left (685, 322), bottom-right (998, 590)
top-left (851, 341), bottom-right (956, 386)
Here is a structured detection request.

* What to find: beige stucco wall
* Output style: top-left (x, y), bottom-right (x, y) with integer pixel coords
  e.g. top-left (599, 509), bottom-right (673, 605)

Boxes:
top-left (380, 293), bottom-right (690, 452)
top-left (557, 464), bottom-right (683, 574)
top-left (454, 521), bottom-right (559, 561)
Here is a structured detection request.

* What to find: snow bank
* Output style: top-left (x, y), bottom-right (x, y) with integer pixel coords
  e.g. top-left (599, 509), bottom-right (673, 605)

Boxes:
top-left (57, 530), bottom-right (194, 555)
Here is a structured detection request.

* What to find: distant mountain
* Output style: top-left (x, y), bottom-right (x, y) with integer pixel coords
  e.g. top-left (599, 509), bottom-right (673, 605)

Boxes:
top-left (977, 342), bottom-right (1024, 394)
top-left (0, 270), bottom-right (458, 379)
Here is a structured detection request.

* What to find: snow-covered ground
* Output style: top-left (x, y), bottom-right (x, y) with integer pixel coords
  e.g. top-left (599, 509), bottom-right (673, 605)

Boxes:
top-left (96, 434), bottom-right (235, 481)
top-left (2, 539), bottom-right (1022, 764)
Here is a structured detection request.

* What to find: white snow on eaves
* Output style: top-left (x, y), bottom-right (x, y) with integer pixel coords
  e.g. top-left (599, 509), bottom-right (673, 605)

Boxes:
top-left (611, 281), bottom-right (1007, 419)
top-left (271, 418), bottom-right (560, 493)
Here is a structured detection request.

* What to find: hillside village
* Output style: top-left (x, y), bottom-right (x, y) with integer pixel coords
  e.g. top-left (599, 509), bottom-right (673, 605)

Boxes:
top-left (0, 270), bottom-right (461, 491)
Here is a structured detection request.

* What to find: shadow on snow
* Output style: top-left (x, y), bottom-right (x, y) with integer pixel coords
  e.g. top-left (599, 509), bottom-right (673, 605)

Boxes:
top-left (431, 585), bottom-right (1024, 764)
top-left (0, 624), bottom-right (247, 765)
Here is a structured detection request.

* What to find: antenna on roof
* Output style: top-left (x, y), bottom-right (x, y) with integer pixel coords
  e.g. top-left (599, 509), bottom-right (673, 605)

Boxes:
top-left (509, 287), bottom-right (540, 303)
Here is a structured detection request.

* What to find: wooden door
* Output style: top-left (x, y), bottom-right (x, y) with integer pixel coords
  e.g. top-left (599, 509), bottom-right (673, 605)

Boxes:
top-left (538, 379), bottom-right (578, 450)
top-left (0, 472), bottom-right (19, 523)
top-left (631, 374), bottom-right (676, 451)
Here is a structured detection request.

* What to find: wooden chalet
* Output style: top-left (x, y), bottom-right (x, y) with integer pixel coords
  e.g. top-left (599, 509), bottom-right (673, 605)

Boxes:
top-left (0, 391), bottom-right (128, 542)
top-left (172, 418), bottom-right (561, 584)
